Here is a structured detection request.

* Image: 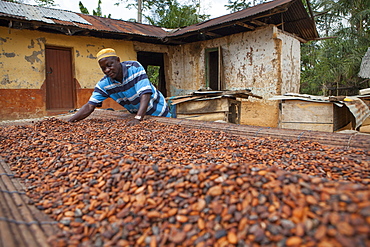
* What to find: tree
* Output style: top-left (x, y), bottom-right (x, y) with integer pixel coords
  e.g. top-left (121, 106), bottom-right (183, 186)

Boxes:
top-left (225, 0), bottom-right (267, 13)
top-left (146, 0), bottom-right (209, 28)
top-left (79, 1), bottom-right (89, 14)
top-left (147, 65), bottom-right (160, 87)
top-left (300, 0), bottom-right (370, 95)
top-left (116, 0), bottom-right (209, 27)
top-left (79, 0), bottom-right (111, 18)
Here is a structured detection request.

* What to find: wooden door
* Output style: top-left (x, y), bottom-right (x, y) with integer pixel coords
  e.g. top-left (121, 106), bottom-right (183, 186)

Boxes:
top-left (45, 47), bottom-right (75, 110)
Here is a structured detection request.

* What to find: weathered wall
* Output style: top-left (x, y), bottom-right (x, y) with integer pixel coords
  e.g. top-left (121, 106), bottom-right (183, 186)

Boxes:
top-left (133, 42), bottom-right (171, 94)
top-left (167, 43), bottom-right (204, 96)
top-left (0, 27), bottom-right (136, 120)
top-left (278, 30), bottom-right (301, 95)
top-left (1, 25), bottom-right (301, 125)
top-left (166, 25), bottom-right (301, 127)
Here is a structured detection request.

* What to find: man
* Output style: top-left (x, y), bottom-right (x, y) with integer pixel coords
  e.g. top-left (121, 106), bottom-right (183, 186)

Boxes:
top-left (68, 48), bottom-right (171, 125)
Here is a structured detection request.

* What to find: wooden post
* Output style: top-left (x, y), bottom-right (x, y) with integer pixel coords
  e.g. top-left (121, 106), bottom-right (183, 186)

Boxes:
top-left (137, 0), bottom-right (142, 23)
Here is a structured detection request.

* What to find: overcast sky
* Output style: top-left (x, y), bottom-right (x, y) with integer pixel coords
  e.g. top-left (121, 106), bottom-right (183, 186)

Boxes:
top-left (25, 0), bottom-right (232, 22)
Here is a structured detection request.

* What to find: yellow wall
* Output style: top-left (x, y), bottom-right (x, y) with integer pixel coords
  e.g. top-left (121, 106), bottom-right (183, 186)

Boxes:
top-left (0, 26), bottom-right (137, 89)
top-left (0, 27), bottom-right (137, 119)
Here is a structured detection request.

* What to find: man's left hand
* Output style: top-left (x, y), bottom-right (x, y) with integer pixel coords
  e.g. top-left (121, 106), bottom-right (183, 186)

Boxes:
top-left (126, 119), bottom-right (141, 126)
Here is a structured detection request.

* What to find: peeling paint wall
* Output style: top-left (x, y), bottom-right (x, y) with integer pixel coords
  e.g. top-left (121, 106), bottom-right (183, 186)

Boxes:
top-left (166, 25), bottom-right (300, 98)
top-left (0, 26), bottom-right (136, 120)
top-left (278, 30), bottom-right (301, 95)
top-left (1, 24), bottom-right (301, 125)
top-left (133, 42), bottom-right (169, 54)
top-left (166, 25), bottom-right (300, 127)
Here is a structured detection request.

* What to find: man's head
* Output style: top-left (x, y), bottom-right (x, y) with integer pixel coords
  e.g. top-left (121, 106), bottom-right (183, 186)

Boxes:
top-left (96, 48), bottom-right (122, 81)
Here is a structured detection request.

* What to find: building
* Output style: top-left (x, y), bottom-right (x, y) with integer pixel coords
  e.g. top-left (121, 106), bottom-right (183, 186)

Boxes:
top-left (0, 0), bottom-right (318, 126)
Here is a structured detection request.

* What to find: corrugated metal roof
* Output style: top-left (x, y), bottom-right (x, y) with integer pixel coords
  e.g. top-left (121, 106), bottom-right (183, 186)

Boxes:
top-left (171, 0), bottom-right (293, 35)
top-left (168, 0), bottom-right (318, 41)
top-left (0, 0), bottom-right (318, 43)
top-left (78, 14), bottom-right (167, 37)
top-left (0, 0), bottom-right (90, 25)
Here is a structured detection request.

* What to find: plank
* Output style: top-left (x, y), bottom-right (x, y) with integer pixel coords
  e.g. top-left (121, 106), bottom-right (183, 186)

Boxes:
top-left (362, 116), bottom-right (370, 126)
top-left (177, 112), bottom-right (227, 122)
top-left (281, 100), bottom-right (334, 123)
top-left (168, 95), bottom-right (205, 105)
top-left (176, 98), bottom-right (230, 114)
top-left (359, 125), bottom-right (370, 133)
top-left (360, 88), bottom-right (370, 95)
top-left (280, 122), bottom-right (333, 132)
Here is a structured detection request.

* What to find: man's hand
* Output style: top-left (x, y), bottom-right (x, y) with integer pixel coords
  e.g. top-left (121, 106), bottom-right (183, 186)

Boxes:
top-left (68, 103), bottom-right (96, 122)
top-left (126, 118), bottom-right (141, 126)
top-left (126, 93), bottom-right (150, 126)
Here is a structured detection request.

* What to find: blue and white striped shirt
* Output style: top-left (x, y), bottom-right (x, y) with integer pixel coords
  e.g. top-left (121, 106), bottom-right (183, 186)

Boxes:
top-left (89, 61), bottom-right (171, 117)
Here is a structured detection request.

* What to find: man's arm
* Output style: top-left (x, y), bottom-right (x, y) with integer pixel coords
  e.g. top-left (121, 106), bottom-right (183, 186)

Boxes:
top-left (127, 93), bottom-right (151, 126)
top-left (136, 93), bottom-right (151, 118)
top-left (68, 103), bottom-right (96, 122)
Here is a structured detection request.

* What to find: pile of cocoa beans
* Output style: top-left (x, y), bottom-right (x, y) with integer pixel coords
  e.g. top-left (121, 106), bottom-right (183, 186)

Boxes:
top-left (0, 118), bottom-right (369, 246)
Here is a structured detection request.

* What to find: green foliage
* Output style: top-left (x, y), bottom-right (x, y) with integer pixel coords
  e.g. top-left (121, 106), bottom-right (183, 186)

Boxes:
top-left (79, 0), bottom-right (111, 18)
top-left (301, 0), bottom-right (370, 95)
top-left (225, 0), bottom-right (250, 12)
top-left (79, 1), bottom-right (89, 14)
top-left (116, 0), bottom-right (209, 27)
top-left (93, 0), bottom-right (102, 16)
top-left (146, 0), bottom-right (209, 28)
top-left (225, 0), bottom-right (267, 13)
top-left (147, 65), bottom-right (160, 88)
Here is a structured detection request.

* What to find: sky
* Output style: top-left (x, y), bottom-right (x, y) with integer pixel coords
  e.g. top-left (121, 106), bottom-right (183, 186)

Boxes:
top-left (24, 0), bottom-right (232, 22)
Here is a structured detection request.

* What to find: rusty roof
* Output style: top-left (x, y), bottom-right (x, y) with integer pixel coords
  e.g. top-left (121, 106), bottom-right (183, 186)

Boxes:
top-left (166, 0), bottom-right (318, 43)
top-left (0, 0), bottom-right (318, 44)
top-left (78, 14), bottom-right (167, 37)
top-left (0, 0), bottom-right (167, 43)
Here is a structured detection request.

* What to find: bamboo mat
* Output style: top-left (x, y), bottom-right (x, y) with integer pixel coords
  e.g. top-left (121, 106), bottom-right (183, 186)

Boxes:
top-left (0, 159), bottom-right (60, 247)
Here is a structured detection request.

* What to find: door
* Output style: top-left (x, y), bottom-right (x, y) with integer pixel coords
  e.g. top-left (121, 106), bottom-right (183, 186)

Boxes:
top-left (137, 51), bottom-right (167, 97)
top-left (45, 47), bottom-right (75, 110)
top-left (205, 46), bottom-right (224, 90)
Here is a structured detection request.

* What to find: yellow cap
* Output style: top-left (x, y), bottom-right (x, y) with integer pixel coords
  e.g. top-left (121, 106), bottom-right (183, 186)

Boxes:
top-left (96, 48), bottom-right (117, 61)
top-left (344, 97), bottom-right (354, 102)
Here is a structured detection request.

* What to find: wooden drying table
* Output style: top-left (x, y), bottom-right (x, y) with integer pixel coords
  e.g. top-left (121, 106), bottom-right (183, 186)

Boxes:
top-left (0, 159), bottom-right (60, 247)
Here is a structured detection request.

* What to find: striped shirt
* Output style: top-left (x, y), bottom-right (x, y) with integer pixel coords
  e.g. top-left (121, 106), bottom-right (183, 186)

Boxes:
top-left (89, 61), bottom-right (171, 117)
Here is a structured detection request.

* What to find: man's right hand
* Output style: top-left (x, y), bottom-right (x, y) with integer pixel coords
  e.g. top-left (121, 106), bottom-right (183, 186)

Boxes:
top-left (68, 103), bottom-right (96, 122)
